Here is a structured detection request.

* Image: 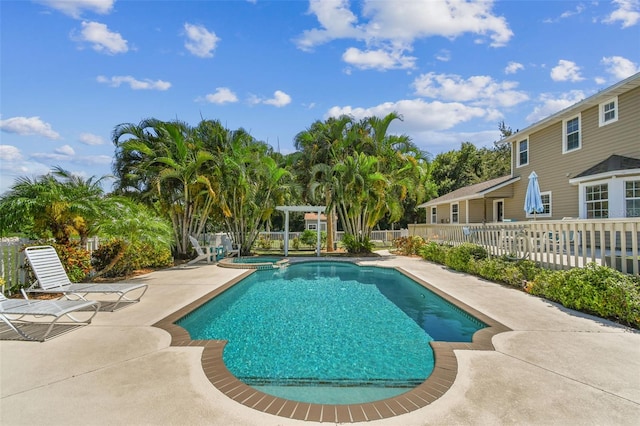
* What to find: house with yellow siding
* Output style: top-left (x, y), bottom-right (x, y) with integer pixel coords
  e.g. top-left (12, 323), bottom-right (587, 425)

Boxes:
top-left (419, 72), bottom-right (640, 223)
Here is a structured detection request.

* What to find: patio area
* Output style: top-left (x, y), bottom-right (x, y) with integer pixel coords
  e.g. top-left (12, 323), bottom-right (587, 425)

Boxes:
top-left (1, 252), bottom-right (639, 425)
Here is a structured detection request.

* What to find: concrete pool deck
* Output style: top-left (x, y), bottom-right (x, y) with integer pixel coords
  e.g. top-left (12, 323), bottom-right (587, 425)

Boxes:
top-left (1, 252), bottom-right (639, 425)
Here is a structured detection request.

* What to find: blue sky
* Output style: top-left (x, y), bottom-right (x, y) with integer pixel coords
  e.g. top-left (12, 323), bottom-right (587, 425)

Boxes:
top-left (1, 0), bottom-right (639, 195)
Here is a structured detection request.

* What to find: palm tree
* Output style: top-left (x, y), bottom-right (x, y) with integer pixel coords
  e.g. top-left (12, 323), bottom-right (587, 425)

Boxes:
top-left (332, 152), bottom-right (388, 250)
top-left (112, 119), bottom-right (217, 257)
top-left (296, 115), bottom-right (352, 252)
top-left (0, 167), bottom-right (107, 245)
top-left (213, 128), bottom-right (292, 255)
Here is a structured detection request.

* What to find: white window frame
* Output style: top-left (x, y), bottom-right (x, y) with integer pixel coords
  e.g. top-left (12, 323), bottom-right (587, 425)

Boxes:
top-left (525, 191), bottom-right (552, 218)
top-left (599, 96), bottom-right (618, 127)
top-left (516, 137), bottom-right (529, 167)
top-left (562, 114), bottom-right (581, 154)
top-left (450, 203), bottom-right (459, 224)
top-left (430, 206), bottom-right (437, 224)
top-left (584, 183), bottom-right (609, 219)
top-left (625, 179), bottom-right (640, 218)
top-left (307, 223), bottom-right (317, 230)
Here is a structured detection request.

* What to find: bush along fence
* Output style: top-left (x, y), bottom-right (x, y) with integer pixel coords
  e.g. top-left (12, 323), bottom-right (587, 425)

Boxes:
top-left (393, 237), bottom-right (640, 329)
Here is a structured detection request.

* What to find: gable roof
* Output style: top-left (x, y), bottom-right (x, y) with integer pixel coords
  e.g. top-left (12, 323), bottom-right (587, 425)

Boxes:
top-left (418, 175), bottom-right (520, 208)
top-left (499, 72), bottom-right (640, 147)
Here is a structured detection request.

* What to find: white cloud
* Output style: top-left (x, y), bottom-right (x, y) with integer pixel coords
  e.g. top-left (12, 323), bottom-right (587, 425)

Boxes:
top-left (251, 90), bottom-right (292, 107)
top-left (526, 90), bottom-right (586, 122)
top-left (326, 99), bottom-right (488, 132)
top-left (342, 47), bottom-right (416, 70)
top-left (295, 0), bottom-right (362, 52)
top-left (204, 87), bottom-right (238, 104)
top-left (601, 56), bottom-right (640, 80)
top-left (75, 21), bottom-right (128, 54)
top-left (0, 116), bottom-right (61, 139)
top-left (55, 145), bottom-right (75, 156)
top-left (263, 90), bottom-right (292, 107)
top-left (435, 49), bottom-right (451, 62)
top-left (603, 0), bottom-right (640, 28)
top-left (97, 75), bottom-right (171, 90)
top-left (412, 72), bottom-right (529, 107)
top-left (296, 0), bottom-right (513, 51)
top-left (184, 23), bottom-right (220, 58)
top-left (505, 61), bottom-right (524, 74)
top-left (550, 60), bottom-right (584, 82)
top-left (543, 3), bottom-right (586, 23)
top-left (295, 0), bottom-right (512, 71)
top-left (0, 145), bottom-right (23, 162)
top-left (37, 0), bottom-right (114, 18)
top-left (79, 132), bottom-right (105, 145)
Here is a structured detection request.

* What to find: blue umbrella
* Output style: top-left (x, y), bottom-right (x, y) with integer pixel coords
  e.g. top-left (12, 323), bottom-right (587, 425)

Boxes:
top-left (524, 171), bottom-right (544, 218)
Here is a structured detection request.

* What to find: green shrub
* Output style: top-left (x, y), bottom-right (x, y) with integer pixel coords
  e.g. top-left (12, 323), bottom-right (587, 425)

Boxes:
top-left (92, 239), bottom-right (173, 278)
top-left (393, 236), bottom-right (426, 256)
top-left (256, 235), bottom-right (273, 250)
top-left (341, 233), bottom-right (374, 254)
top-left (418, 242), bottom-right (449, 264)
top-left (445, 243), bottom-right (488, 273)
top-left (529, 263), bottom-right (640, 327)
top-left (299, 229), bottom-right (326, 248)
top-left (474, 257), bottom-right (544, 288)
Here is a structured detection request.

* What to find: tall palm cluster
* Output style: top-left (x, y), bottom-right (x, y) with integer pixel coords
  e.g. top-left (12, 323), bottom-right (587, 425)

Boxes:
top-left (0, 112), bottom-right (436, 257)
top-left (293, 112), bottom-right (433, 252)
top-left (111, 118), bottom-right (291, 257)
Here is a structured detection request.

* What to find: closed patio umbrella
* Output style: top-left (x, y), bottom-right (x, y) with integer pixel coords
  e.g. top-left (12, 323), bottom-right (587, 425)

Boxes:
top-left (524, 171), bottom-right (544, 219)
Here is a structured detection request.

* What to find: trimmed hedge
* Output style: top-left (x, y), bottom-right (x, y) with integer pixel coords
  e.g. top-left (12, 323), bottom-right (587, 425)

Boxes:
top-left (413, 240), bottom-right (640, 329)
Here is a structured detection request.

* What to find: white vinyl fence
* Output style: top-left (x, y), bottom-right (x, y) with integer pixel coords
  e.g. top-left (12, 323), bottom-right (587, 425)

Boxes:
top-left (408, 218), bottom-right (640, 275)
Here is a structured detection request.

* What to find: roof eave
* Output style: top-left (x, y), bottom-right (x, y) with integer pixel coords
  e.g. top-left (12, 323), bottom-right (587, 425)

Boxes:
top-left (569, 168), bottom-right (640, 185)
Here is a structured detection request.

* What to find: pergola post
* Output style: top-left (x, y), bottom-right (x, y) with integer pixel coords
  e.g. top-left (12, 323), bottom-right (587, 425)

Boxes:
top-left (284, 210), bottom-right (289, 256)
top-left (316, 214), bottom-right (321, 257)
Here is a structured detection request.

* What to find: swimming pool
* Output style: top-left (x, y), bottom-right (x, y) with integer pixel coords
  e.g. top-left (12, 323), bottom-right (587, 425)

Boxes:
top-left (177, 261), bottom-right (486, 404)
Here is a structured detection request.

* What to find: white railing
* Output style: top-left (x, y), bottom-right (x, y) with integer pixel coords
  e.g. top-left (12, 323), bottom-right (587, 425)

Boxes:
top-left (408, 218), bottom-right (640, 275)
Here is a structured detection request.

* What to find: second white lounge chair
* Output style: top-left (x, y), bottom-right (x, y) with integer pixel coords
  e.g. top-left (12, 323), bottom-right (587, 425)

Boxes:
top-left (25, 245), bottom-right (148, 311)
top-left (0, 293), bottom-right (99, 341)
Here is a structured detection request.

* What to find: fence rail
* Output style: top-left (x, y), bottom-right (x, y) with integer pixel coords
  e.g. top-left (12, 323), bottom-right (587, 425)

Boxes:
top-left (408, 218), bottom-right (640, 275)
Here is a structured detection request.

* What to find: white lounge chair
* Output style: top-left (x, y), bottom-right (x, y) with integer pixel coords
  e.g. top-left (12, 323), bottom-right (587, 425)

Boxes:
top-left (25, 245), bottom-right (148, 311)
top-left (187, 235), bottom-right (220, 265)
top-left (0, 293), bottom-right (99, 341)
top-left (221, 235), bottom-right (241, 258)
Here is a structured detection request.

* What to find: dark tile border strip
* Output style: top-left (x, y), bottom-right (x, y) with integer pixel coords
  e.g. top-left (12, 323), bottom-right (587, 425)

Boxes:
top-left (153, 264), bottom-right (511, 423)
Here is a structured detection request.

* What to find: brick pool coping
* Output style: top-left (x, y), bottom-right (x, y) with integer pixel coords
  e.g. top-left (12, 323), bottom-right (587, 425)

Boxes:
top-left (153, 265), bottom-right (511, 423)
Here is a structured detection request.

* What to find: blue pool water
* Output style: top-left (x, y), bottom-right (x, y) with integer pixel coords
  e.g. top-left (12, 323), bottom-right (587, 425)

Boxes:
top-left (177, 261), bottom-right (486, 404)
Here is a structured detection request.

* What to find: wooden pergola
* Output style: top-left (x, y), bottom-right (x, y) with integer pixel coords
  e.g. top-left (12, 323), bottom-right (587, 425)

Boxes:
top-left (276, 206), bottom-right (326, 257)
